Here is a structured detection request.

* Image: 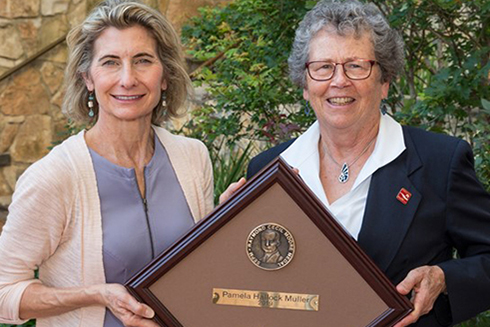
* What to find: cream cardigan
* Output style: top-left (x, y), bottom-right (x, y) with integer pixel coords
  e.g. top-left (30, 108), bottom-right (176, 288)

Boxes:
top-left (0, 127), bottom-right (214, 326)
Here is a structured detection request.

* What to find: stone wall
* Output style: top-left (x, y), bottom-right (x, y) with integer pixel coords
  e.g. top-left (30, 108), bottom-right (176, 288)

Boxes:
top-left (0, 0), bottom-right (83, 215)
top-left (0, 0), bottom-right (232, 230)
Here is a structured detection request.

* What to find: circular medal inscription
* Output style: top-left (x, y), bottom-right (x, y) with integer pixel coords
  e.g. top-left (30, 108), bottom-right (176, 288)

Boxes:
top-left (246, 223), bottom-right (295, 271)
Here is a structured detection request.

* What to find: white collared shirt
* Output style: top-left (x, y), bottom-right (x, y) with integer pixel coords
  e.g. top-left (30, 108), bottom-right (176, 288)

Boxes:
top-left (281, 114), bottom-right (406, 240)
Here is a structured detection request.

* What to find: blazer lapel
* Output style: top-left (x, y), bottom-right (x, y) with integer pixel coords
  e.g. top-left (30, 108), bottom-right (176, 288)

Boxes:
top-left (357, 129), bottom-right (422, 272)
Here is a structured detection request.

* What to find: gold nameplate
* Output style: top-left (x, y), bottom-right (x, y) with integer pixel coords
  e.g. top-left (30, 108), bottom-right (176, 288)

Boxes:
top-left (212, 288), bottom-right (319, 311)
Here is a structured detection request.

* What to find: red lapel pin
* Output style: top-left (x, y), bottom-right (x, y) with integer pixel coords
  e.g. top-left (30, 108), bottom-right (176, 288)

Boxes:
top-left (396, 188), bottom-right (412, 205)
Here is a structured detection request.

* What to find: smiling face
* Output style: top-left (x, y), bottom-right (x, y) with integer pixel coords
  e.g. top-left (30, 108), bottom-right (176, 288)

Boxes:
top-left (303, 28), bottom-right (389, 133)
top-left (83, 25), bottom-right (167, 124)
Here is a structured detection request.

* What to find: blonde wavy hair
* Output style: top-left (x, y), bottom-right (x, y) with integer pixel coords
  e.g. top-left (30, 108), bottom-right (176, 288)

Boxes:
top-left (62, 0), bottom-right (192, 124)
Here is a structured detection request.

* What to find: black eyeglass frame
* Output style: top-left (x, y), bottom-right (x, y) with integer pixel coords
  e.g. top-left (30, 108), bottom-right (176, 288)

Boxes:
top-left (305, 59), bottom-right (377, 81)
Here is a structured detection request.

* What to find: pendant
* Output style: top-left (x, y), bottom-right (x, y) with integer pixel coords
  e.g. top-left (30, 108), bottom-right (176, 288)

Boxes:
top-left (338, 163), bottom-right (349, 183)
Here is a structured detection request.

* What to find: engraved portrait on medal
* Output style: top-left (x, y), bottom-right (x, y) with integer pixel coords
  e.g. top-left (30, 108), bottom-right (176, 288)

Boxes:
top-left (246, 223), bottom-right (296, 270)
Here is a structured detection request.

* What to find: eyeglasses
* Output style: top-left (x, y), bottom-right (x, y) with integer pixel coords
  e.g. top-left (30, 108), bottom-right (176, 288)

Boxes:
top-left (305, 59), bottom-right (377, 81)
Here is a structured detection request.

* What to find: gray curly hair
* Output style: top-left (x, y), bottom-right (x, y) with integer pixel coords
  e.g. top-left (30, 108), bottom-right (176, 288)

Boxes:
top-left (288, 0), bottom-right (405, 88)
top-left (62, 0), bottom-right (192, 124)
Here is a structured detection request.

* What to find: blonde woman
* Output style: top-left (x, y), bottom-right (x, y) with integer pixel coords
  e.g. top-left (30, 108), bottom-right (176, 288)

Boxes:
top-left (0, 1), bottom-right (213, 326)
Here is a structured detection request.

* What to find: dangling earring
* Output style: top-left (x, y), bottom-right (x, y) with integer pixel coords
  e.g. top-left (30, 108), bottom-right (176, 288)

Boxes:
top-left (381, 99), bottom-right (388, 115)
top-left (161, 91), bottom-right (167, 108)
top-left (88, 92), bottom-right (95, 117)
top-left (304, 100), bottom-right (311, 116)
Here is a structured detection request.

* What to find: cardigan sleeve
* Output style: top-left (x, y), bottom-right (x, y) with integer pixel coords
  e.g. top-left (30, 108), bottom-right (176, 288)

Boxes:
top-left (179, 135), bottom-right (214, 219)
top-left (438, 139), bottom-right (490, 324)
top-left (0, 149), bottom-right (74, 324)
top-left (154, 127), bottom-right (214, 221)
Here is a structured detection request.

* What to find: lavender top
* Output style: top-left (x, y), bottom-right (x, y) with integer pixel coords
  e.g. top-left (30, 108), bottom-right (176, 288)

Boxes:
top-left (89, 135), bottom-right (194, 327)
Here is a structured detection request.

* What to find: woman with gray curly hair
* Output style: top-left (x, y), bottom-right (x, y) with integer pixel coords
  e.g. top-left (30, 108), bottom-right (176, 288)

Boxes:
top-left (241, 0), bottom-right (490, 326)
top-left (0, 0), bottom-right (213, 326)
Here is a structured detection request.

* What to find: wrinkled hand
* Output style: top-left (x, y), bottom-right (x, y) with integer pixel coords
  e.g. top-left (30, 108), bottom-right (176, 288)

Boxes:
top-left (100, 284), bottom-right (158, 327)
top-left (219, 177), bottom-right (246, 204)
top-left (394, 265), bottom-right (446, 327)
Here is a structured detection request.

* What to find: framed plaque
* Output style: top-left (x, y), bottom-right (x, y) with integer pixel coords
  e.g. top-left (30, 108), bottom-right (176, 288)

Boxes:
top-left (126, 157), bottom-right (412, 327)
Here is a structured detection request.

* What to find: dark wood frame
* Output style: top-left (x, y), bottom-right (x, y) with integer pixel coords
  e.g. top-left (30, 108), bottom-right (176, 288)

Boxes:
top-left (126, 157), bottom-right (412, 327)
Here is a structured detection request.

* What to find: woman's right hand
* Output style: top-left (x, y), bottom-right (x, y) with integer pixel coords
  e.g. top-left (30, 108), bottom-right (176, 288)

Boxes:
top-left (19, 282), bottom-right (158, 327)
top-left (219, 177), bottom-right (247, 204)
top-left (99, 284), bottom-right (159, 327)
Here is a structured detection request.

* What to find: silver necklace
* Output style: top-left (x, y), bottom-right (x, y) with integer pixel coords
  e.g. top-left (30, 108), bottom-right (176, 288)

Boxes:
top-left (322, 136), bottom-right (377, 184)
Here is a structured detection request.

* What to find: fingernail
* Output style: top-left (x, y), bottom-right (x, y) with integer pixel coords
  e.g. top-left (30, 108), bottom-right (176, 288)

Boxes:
top-left (147, 308), bottom-right (155, 318)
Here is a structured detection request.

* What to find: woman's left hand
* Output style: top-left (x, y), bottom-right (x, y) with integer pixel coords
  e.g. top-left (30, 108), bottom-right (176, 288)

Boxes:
top-left (393, 265), bottom-right (446, 327)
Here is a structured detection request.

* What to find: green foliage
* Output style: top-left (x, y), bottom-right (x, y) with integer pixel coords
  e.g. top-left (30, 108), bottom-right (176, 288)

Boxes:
top-left (212, 141), bottom-right (253, 205)
top-left (180, 0), bottom-right (315, 152)
top-left (0, 321), bottom-right (35, 327)
top-left (458, 310), bottom-right (490, 327)
top-left (8, 322), bottom-right (33, 327)
top-left (369, 0), bottom-right (490, 190)
top-left (49, 120), bottom-right (86, 149)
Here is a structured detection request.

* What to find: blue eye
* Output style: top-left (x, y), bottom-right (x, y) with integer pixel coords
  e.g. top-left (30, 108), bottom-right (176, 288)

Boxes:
top-left (136, 58), bottom-right (152, 64)
top-left (102, 60), bottom-right (117, 66)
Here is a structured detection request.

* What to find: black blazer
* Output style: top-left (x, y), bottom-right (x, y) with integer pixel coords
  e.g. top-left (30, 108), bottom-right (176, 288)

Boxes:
top-left (247, 125), bottom-right (490, 327)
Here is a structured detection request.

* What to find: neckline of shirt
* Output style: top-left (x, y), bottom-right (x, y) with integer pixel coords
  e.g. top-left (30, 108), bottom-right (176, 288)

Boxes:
top-left (88, 131), bottom-right (164, 179)
top-left (280, 114), bottom-right (406, 206)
